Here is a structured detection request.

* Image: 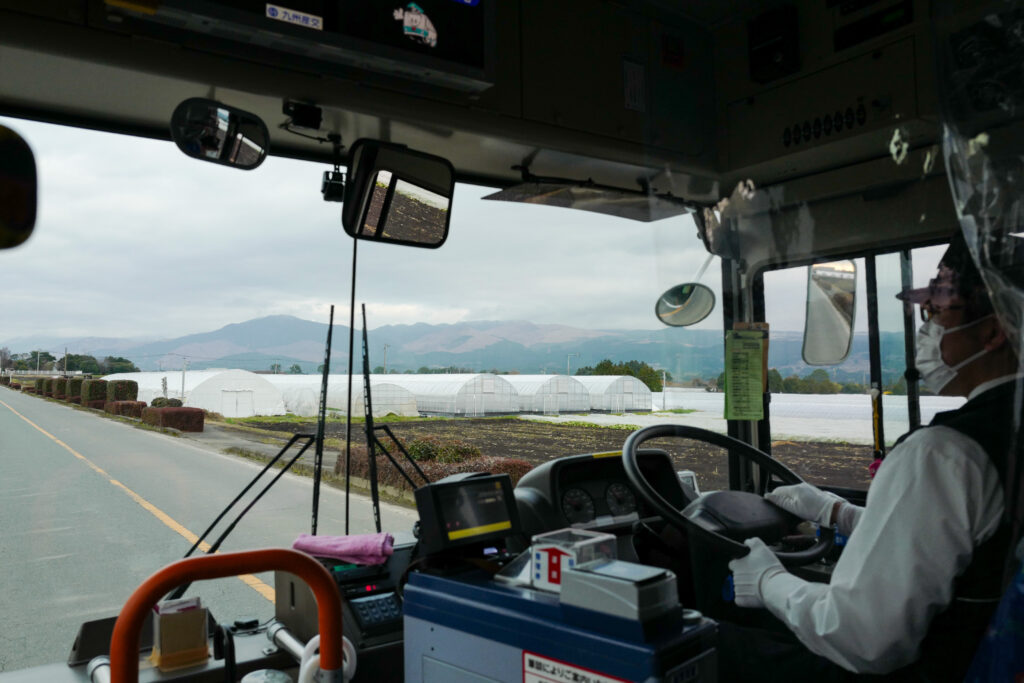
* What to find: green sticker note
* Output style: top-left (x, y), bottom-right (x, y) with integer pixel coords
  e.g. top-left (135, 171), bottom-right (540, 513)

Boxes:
top-left (724, 330), bottom-right (765, 421)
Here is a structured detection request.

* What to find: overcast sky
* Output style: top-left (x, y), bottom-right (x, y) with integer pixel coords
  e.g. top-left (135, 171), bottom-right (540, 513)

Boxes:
top-left (0, 116), bottom-right (945, 350)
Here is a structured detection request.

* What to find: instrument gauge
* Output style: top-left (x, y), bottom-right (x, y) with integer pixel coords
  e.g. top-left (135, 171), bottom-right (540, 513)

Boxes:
top-left (605, 482), bottom-right (637, 516)
top-left (561, 487), bottom-right (596, 524)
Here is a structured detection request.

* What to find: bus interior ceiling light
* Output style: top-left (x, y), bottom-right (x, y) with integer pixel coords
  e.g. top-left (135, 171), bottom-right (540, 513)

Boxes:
top-left (483, 183), bottom-right (693, 223)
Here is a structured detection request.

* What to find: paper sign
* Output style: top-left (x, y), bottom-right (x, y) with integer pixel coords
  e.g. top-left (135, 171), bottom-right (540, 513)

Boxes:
top-left (266, 4), bottom-right (324, 31)
top-left (724, 329), bottom-right (766, 421)
top-left (523, 651), bottom-right (629, 683)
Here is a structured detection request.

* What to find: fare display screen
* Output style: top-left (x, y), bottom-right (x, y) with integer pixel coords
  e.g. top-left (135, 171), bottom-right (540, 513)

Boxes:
top-left (437, 478), bottom-right (512, 541)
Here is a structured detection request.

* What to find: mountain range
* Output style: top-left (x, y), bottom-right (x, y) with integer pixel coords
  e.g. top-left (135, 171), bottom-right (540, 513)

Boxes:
top-left (1, 315), bottom-right (902, 381)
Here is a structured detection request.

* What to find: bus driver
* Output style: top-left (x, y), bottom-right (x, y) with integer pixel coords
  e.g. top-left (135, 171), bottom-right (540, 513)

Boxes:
top-left (722, 232), bottom-right (1020, 682)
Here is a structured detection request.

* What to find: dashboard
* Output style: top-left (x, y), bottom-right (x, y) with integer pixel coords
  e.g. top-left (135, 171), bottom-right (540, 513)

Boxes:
top-left (512, 450), bottom-right (689, 540)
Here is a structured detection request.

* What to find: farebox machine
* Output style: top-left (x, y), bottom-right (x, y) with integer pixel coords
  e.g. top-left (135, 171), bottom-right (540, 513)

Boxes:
top-left (403, 472), bottom-right (718, 682)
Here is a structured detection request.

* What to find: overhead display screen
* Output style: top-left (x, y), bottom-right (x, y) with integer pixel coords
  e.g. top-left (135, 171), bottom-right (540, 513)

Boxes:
top-left (112, 1), bottom-right (493, 92)
top-left (339, 1), bottom-right (487, 71)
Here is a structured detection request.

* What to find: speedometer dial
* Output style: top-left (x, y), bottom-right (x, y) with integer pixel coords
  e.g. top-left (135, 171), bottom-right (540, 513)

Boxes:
top-left (561, 488), bottom-right (596, 524)
top-left (605, 482), bottom-right (637, 516)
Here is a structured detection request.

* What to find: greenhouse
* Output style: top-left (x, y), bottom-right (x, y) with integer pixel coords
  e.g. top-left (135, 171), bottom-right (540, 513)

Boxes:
top-left (573, 375), bottom-right (653, 412)
top-left (501, 375), bottom-right (590, 414)
top-left (102, 369), bottom-right (286, 418)
top-left (262, 375), bottom-right (419, 418)
top-left (375, 373), bottom-right (518, 416)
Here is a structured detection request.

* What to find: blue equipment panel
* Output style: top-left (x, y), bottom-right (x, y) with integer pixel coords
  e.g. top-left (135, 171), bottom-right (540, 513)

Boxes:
top-left (403, 571), bottom-right (717, 682)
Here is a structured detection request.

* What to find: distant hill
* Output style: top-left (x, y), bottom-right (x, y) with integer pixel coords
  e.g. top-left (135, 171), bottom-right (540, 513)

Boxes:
top-left (1, 314), bottom-right (903, 382)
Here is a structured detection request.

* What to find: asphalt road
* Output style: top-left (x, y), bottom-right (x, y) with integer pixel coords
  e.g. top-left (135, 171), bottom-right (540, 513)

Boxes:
top-left (0, 388), bottom-right (417, 673)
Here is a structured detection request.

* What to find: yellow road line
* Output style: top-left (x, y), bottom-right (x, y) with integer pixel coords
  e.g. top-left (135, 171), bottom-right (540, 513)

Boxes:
top-left (0, 398), bottom-right (275, 603)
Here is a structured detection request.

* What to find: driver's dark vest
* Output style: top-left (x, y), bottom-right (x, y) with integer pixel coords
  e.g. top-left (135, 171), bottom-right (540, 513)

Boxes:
top-left (891, 379), bottom-right (1020, 683)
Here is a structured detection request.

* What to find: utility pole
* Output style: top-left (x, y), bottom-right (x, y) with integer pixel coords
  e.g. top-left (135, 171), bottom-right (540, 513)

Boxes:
top-left (181, 357), bottom-right (188, 398)
top-left (567, 353), bottom-right (579, 377)
top-left (36, 350), bottom-right (40, 373)
top-left (382, 343), bottom-right (390, 374)
top-left (662, 370), bottom-right (667, 410)
top-left (64, 347), bottom-right (68, 376)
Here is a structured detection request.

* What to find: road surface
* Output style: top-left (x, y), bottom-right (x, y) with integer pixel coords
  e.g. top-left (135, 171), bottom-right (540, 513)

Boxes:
top-left (0, 388), bottom-right (417, 673)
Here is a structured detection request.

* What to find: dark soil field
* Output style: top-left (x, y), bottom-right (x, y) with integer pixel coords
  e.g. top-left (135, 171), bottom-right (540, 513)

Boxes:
top-left (362, 185), bottom-right (446, 244)
top-left (245, 417), bottom-right (875, 491)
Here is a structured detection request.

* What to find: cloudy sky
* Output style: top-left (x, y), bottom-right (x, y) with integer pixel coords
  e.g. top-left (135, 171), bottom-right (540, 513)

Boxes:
top-left (0, 116), bottom-right (944, 351)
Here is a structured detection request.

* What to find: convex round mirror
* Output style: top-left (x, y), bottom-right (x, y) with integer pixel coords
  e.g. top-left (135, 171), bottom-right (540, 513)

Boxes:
top-left (342, 139), bottom-right (454, 249)
top-left (0, 124), bottom-right (37, 249)
top-left (655, 283), bottom-right (716, 327)
top-left (170, 98), bottom-right (269, 170)
top-left (803, 260), bottom-right (857, 365)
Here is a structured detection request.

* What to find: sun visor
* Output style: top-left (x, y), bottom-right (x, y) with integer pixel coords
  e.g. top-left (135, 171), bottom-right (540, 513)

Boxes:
top-left (483, 183), bottom-right (692, 223)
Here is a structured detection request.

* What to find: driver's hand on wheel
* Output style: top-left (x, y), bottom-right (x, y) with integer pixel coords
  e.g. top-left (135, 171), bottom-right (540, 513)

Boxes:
top-left (728, 537), bottom-right (787, 609)
top-left (766, 482), bottom-right (844, 527)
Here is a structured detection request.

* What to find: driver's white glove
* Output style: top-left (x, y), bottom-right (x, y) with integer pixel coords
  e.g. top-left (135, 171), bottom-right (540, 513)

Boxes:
top-left (766, 482), bottom-right (846, 528)
top-left (728, 537), bottom-right (787, 609)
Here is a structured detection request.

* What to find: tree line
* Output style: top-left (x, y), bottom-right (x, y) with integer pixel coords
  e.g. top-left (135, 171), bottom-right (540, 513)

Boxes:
top-left (1, 348), bottom-right (138, 374)
top-left (713, 367), bottom-right (921, 395)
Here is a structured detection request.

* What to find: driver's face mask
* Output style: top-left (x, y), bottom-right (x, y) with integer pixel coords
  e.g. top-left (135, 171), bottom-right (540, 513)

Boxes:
top-left (916, 314), bottom-right (994, 393)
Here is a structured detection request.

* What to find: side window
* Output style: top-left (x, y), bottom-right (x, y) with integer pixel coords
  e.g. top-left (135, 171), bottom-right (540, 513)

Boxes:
top-left (762, 258), bottom-right (875, 489)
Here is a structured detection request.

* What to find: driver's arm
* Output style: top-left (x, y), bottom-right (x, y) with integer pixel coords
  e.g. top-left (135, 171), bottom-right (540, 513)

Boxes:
top-left (757, 427), bottom-right (1002, 673)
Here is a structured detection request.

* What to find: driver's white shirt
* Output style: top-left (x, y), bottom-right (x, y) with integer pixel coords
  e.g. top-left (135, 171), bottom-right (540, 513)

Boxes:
top-left (760, 376), bottom-right (1009, 674)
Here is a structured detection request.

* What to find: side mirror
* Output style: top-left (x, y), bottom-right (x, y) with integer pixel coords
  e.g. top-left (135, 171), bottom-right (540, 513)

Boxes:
top-left (655, 283), bottom-right (716, 327)
top-left (342, 139), bottom-right (454, 248)
top-left (803, 260), bottom-right (857, 365)
top-left (0, 124), bottom-right (37, 249)
top-left (170, 98), bottom-right (269, 170)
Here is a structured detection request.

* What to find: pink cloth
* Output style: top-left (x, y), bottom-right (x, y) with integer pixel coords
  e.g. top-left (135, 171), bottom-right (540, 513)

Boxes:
top-left (292, 532), bottom-right (394, 565)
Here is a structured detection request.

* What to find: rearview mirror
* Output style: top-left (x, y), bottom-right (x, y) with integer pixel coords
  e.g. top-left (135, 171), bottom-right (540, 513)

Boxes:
top-left (655, 283), bottom-right (716, 327)
top-left (342, 139), bottom-right (454, 248)
top-left (803, 260), bottom-right (857, 365)
top-left (170, 98), bottom-right (269, 170)
top-left (0, 124), bottom-right (37, 249)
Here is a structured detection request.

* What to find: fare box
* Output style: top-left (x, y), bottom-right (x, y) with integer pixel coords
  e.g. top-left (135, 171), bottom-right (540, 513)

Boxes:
top-left (149, 596), bottom-right (209, 672)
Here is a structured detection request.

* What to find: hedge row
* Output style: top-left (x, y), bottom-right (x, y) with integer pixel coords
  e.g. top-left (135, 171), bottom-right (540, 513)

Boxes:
top-left (5, 376), bottom-right (170, 426)
top-left (81, 379), bottom-right (107, 402)
top-left (67, 378), bottom-right (83, 400)
top-left (107, 380), bottom-right (138, 402)
top-left (403, 435), bottom-right (481, 463)
top-left (142, 407), bottom-right (204, 432)
top-left (151, 397), bottom-right (183, 408)
top-left (106, 401), bottom-right (146, 418)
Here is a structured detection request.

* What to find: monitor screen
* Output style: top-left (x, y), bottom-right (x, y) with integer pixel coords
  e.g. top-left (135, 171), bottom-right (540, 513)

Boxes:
top-left (415, 473), bottom-right (520, 555)
top-left (437, 477), bottom-right (513, 542)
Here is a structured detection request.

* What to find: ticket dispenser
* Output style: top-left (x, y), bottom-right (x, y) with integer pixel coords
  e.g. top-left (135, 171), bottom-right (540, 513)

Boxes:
top-left (403, 473), bottom-right (718, 682)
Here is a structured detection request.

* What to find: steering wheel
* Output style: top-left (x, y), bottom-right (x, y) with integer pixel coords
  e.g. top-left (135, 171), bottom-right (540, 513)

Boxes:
top-left (622, 424), bottom-right (833, 567)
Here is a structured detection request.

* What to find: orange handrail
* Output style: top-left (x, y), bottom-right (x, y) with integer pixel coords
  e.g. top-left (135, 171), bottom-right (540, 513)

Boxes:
top-left (109, 548), bottom-right (342, 683)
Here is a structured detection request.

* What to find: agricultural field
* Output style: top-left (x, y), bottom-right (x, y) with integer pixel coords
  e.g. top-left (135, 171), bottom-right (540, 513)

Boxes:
top-left (242, 416), bottom-right (875, 491)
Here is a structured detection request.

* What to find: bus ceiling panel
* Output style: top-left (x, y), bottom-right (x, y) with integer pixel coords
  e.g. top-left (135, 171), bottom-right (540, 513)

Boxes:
top-left (0, 6), bottom-right (724, 194)
top-left (520, 1), bottom-right (718, 169)
top-left (712, 0), bottom-right (940, 187)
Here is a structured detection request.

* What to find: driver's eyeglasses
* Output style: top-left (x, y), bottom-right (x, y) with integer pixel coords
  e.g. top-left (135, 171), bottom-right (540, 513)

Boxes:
top-left (919, 278), bottom-right (963, 322)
